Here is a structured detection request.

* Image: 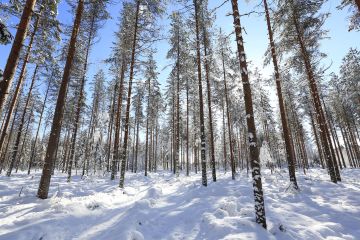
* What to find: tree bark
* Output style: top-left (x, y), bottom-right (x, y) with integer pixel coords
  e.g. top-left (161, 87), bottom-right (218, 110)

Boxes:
top-left (202, 19), bottom-right (216, 182)
top-left (263, 0), bottom-right (298, 189)
top-left (0, 0), bottom-right (37, 115)
top-left (111, 59), bottom-right (126, 180)
top-left (220, 43), bottom-right (235, 179)
top-left (37, 0), bottom-right (84, 199)
top-left (119, 0), bottom-right (140, 188)
top-left (231, 0), bottom-right (267, 229)
top-left (67, 11), bottom-right (96, 182)
top-left (7, 64), bottom-right (38, 176)
top-left (292, 9), bottom-right (338, 183)
top-left (0, 11), bottom-right (41, 159)
top-left (194, 0), bottom-right (208, 186)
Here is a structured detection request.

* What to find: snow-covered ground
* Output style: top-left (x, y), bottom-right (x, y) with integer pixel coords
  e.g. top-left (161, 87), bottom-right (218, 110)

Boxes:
top-left (1, 168), bottom-right (360, 240)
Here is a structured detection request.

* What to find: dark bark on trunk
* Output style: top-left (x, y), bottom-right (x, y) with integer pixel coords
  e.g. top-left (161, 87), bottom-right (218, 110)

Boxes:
top-left (37, 0), bottom-right (84, 199)
top-left (194, 0), bottom-right (207, 187)
top-left (231, 0), bottom-right (267, 228)
top-left (111, 60), bottom-right (126, 180)
top-left (134, 116), bottom-right (140, 173)
top-left (292, 10), bottom-right (338, 183)
top-left (145, 77), bottom-right (151, 177)
top-left (0, 0), bottom-right (37, 114)
top-left (119, 0), bottom-right (140, 188)
top-left (202, 16), bottom-right (216, 182)
top-left (67, 11), bottom-right (95, 182)
top-left (6, 64), bottom-right (38, 176)
top-left (0, 12), bottom-right (41, 159)
top-left (186, 73), bottom-right (189, 176)
top-left (15, 104), bottom-right (34, 173)
top-left (264, 0), bottom-right (298, 189)
top-left (106, 85), bottom-right (117, 172)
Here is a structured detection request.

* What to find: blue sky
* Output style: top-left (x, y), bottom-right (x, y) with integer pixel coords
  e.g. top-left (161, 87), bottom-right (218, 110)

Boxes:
top-left (1, 0), bottom-right (359, 94)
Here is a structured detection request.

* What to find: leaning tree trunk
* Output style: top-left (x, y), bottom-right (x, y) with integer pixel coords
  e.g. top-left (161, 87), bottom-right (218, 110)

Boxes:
top-left (263, 0), bottom-right (298, 189)
top-left (231, 0), bottom-right (267, 229)
top-left (0, 12), bottom-right (41, 160)
top-left (119, 0), bottom-right (140, 189)
top-left (292, 9), bottom-right (339, 183)
top-left (37, 0), bottom-right (84, 199)
top-left (0, 0), bottom-right (37, 115)
top-left (6, 64), bottom-right (38, 177)
top-left (194, 0), bottom-right (207, 187)
top-left (67, 11), bottom-right (95, 182)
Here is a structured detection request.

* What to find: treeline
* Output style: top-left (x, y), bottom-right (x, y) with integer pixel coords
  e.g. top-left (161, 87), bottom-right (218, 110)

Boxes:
top-left (0, 0), bottom-right (359, 229)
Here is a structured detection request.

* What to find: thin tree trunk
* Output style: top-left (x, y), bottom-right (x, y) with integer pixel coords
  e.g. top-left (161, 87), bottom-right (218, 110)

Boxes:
top-left (186, 73), bottom-right (189, 176)
top-left (28, 75), bottom-right (51, 174)
top-left (111, 59), bottom-right (126, 180)
top-left (7, 64), bottom-right (38, 176)
top-left (15, 101), bottom-right (34, 173)
top-left (106, 85), bottom-right (117, 172)
top-left (145, 78), bottom-right (151, 177)
top-left (220, 43), bottom-right (235, 179)
top-left (119, 0), bottom-right (140, 188)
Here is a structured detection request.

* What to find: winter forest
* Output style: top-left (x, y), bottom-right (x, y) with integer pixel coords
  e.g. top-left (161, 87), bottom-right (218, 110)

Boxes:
top-left (0, 0), bottom-right (359, 239)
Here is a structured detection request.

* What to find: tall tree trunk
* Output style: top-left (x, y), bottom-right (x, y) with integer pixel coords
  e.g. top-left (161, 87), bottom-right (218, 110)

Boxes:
top-left (111, 59), bottom-right (126, 180)
top-left (220, 43), bottom-right (235, 179)
top-left (292, 9), bottom-right (338, 183)
top-left (231, 0), bottom-right (267, 229)
top-left (175, 30), bottom-right (181, 177)
top-left (186, 73), bottom-right (190, 176)
top-left (263, 0), bottom-right (298, 189)
top-left (134, 117), bottom-right (140, 173)
top-left (0, 0), bottom-right (37, 114)
top-left (37, 0), bottom-right (84, 199)
top-left (106, 85), bottom-right (117, 172)
top-left (145, 78), bottom-right (151, 177)
top-left (119, 0), bottom-right (140, 188)
top-left (67, 11), bottom-right (95, 182)
top-left (200, 10), bottom-right (216, 181)
top-left (194, 0), bottom-right (207, 187)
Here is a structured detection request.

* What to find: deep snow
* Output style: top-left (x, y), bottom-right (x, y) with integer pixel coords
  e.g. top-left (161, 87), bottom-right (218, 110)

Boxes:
top-left (0, 168), bottom-right (360, 240)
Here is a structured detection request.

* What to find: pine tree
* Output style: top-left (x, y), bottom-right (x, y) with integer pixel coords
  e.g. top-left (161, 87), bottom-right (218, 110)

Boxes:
top-left (230, 0), bottom-right (267, 229)
top-left (37, 0), bottom-right (84, 199)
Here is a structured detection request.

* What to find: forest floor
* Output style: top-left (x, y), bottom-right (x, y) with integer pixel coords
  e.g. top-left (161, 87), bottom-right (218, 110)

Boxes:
top-left (0, 168), bottom-right (360, 240)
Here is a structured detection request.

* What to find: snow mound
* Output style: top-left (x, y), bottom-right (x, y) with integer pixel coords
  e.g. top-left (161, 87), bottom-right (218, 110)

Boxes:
top-left (1, 169), bottom-right (360, 239)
